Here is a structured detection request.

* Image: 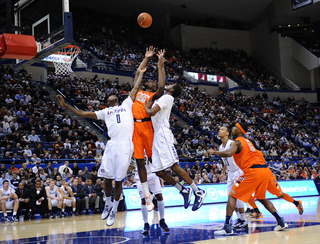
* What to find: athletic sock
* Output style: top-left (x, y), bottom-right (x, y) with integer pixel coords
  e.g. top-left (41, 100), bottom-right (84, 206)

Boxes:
top-left (175, 182), bottom-right (183, 191)
top-left (271, 210), bottom-right (282, 221)
top-left (4, 213), bottom-right (7, 217)
top-left (293, 200), bottom-right (299, 207)
top-left (141, 182), bottom-right (151, 196)
top-left (73, 208), bottom-right (76, 212)
top-left (106, 196), bottom-right (112, 208)
top-left (240, 213), bottom-right (247, 221)
top-left (190, 182), bottom-right (199, 192)
top-left (113, 200), bottom-right (120, 214)
top-left (141, 205), bottom-right (149, 223)
top-left (283, 193), bottom-right (295, 203)
top-left (236, 211), bottom-right (241, 219)
top-left (225, 215), bottom-right (232, 225)
top-left (157, 200), bottom-right (165, 220)
top-left (62, 209), bottom-right (65, 212)
top-left (13, 212), bottom-right (17, 216)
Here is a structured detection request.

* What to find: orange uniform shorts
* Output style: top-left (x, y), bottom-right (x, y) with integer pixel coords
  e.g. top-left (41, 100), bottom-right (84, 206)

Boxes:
top-left (230, 167), bottom-right (272, 202)
top-left (267, 173), bottom-right (283, 197)
top-left (132, 121), bottom-right (154, 159)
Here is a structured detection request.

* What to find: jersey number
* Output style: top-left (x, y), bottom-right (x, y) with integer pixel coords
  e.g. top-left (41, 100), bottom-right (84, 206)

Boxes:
top-left (245, 139), bottom-right (256, 152)
top-left (116, 114), bottom-right (121, 123)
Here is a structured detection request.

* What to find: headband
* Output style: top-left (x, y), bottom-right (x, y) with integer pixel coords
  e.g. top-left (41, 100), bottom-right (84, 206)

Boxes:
top-left (236, 123), bottom-right (246, 135)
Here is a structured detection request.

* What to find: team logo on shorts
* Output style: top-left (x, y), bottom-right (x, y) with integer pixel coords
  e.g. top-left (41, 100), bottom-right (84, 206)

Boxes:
top-left (101, 169), bottom-right (105, 173)
top-left (128, 192), bottom-right (140, 207)
top-left (207, 188), bottom-right (218, 201)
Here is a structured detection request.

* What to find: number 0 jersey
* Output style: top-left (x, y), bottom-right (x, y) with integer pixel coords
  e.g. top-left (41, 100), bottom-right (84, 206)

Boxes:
top-left (95, 97), bottom-right (134, 139)
top-left (219, 139), bottom-right (240, 172)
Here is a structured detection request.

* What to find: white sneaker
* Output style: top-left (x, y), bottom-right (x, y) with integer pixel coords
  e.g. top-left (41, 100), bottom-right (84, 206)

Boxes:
top-left (106, 211), bottom-right (116, 226)
top-left (145, 194), bottom-right (154, 212)
top-left (101, 206), bottom-right (112, 220)
top-left (214, 224), bottom-right (234, 236)
top-left (274, 223), bottom-right (288, 231)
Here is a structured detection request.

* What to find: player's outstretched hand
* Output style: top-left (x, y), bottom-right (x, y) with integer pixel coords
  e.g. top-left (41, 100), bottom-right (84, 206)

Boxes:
top-left (157, 49), bottom-right (166, 67)
top-left (145, 99), bottom-right (153, 109)
top-left (56, 95), bottom-right (66, 107)
top-left (145, 46), bottom-right (156, 58)
top-left (206, 149), bottom-right (216, 155)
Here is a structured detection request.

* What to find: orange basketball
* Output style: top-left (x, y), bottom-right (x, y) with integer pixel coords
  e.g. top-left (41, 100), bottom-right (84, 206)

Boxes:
top-left (137, 12), bottom-right (152, 28)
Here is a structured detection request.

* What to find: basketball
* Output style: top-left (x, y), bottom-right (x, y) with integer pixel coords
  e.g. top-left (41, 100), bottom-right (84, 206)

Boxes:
top-left (137, 12), bottom-right (152, 28)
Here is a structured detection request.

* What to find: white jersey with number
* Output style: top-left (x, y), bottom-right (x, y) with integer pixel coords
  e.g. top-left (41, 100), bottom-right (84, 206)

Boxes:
top-left (151, 94), bottom-right (173, 133)
top-left (219, 139), bottom-right (241, 172)
top-left (0, 187), bottom-right (15, 202)
top-left (61, 186), bottom-right (70, 197)
top-left (46, 185), bottom-right (59, 197)
top-left (95, 97), bottom-right (134, 138)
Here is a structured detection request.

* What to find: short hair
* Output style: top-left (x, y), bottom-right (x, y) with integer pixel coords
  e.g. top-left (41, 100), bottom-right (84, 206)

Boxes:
top-left (172, 84), bottom-right (181, 98)
top-left (2, 180), bottom-right (9, 184)
top-left (225, 127), bottom-right (232, 136)
top-left (35, 180), bottom-right (41, 184)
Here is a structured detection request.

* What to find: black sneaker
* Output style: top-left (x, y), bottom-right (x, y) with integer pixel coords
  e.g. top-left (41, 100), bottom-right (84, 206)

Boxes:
top-left (180, 187), bottom-right (192, 209)
top-left (192, 189), bottom-right (207, 211)
top-left (245, 208), bottom-right (251, 215)
top-left (159, 219), bottom-right (170, 232)
top-left (142, 223), bottom-right (150, 235)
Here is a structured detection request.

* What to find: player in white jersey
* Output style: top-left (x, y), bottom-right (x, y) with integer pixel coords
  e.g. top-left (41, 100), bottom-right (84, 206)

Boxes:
top-left (0, 180), bottom-right (19, 222)
top-left (135, 156), bottom-right (169, 235)
top-left (218, 126), bottom-right (248, 229)
top-left (145, 84), bottom-right (206, 211)
top-left (45, 179), bottom-right (63, 219)
top-left (59, 180), bottom-right (76, 216)
top-left (57, 66), bottom-right (145, 226)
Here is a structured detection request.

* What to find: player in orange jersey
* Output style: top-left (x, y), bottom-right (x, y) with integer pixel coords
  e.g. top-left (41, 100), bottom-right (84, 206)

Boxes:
top-left (132, 47), bottom-right (166, 211)
top-left (207, 122), bottom-right (288, 235)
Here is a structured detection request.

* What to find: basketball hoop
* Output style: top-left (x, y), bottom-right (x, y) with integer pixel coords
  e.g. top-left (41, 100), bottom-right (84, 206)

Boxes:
top-left (51, 45), bottom-right (81, 76)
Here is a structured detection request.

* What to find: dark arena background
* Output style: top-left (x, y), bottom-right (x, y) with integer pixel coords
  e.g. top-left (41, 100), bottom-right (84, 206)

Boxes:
top-left (0, 0), bottom-right (320, 243)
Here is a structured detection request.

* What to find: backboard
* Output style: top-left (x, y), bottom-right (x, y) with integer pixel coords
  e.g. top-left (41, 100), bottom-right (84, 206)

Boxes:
top-left (13, 0), bottom-right (73, 70)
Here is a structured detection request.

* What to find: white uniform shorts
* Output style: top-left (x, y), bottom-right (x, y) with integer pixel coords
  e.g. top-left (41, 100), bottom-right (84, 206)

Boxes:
top-left (152, 129), bottom-right (179, 173)
top-left (51, 199), bottom-right (59, 207)
top-left (98, 138), bottom-right (134, 181)
top-left (5, 200), bottom-right (14, 209)
top-left (63, 198), bottom-right (74, 207)
top-left (137, 173), bottom-right (162, 199)
top-left (227, 168), bottom-right (244, 195)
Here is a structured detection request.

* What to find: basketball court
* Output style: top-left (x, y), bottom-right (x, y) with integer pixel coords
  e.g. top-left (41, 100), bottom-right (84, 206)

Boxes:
top-left (0, 196), bottom-right (319, 243)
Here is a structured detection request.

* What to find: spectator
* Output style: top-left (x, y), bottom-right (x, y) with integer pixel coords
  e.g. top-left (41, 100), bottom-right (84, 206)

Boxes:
top-left (83, 179), bottom-right (100, 214)
top-left (72, 162), bottom-right (81, 176)
top-left (44, 162), bottom-right (53, 177)
top-left (58, 161), bottom-right (73, 175)
top-left (32, 162), bottom-right (42, 174)
top-left (29, 130), bottom-right (41, 143)
top-left (30, 180), bottom-right (47, 219)
top-left (71, 178), bottom-right (86, 215)
top-left (16, 182), bottom-right (31, 220)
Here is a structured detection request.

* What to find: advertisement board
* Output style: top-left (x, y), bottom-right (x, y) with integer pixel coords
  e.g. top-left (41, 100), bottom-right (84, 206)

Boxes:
top-left (187, 71), bottom-right (226, 83)
top-left (123, 180), bottom-right (319, 210)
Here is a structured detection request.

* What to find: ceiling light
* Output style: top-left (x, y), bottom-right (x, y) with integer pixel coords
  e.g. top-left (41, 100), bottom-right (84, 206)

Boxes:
top-left (297, 24), bottom-right (300, 26)
top-left (288, 24), bottom-right (290, 27)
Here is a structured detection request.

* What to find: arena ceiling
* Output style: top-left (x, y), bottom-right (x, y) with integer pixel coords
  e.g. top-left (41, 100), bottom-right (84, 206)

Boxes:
top-left (76, 0), bottom-right (320, 27)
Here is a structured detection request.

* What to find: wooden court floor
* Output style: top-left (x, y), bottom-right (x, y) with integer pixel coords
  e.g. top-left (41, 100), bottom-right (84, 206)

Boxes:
top-left (1, 196), bottom-right (320, 244)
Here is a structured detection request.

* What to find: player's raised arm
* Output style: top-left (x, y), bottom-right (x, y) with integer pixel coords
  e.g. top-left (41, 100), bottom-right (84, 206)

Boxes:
top-left (153, 49), bottom-right (166, 101)
top-left (129, 67), bottom-right (147, 102)
top-left (133, 46), bottom-right (155, 85)
top-left (57, 95), bottom-right (97, 119)
top-left (207, 140), bottom-right (241, 158)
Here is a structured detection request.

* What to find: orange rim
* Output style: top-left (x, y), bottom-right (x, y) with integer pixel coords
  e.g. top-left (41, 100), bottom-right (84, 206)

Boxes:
top-left (54, 45), bottom-right (81, 55)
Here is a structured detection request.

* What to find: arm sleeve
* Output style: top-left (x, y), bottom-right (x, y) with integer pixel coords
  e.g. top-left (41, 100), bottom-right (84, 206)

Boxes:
top-left (95, 108), bottom-right (107, 121)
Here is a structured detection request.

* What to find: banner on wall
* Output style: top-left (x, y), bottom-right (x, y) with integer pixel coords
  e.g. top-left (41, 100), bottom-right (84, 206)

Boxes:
top-left (123, 180), bottom-right (319, 210)
top-left (187, 71), bottom-right (226, 83)
top-left (292, 0), bottom-right (313, 10)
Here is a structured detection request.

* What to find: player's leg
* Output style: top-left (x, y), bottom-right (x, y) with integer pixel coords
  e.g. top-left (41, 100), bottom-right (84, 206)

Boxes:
top-left (11, 199), bottom-right (19, 222)
top-left (61, 199), bottom-right (67, 216)
top-left (140, 198), bottom-right (150, 234)
top-left (233, 200), bottom-right (248, 229)
top-left (106, 180), bottom-right (122, 226)
top-left (248, 196), bottom-right (263, 219)
top-left (281, 193), bottom-right (303, 215)
top-left (1, 200), bottom-right (9, 222)
top-left (171, 163), bottom-right (206, 211)
top-left (101, 178), bottom-right (113, 220)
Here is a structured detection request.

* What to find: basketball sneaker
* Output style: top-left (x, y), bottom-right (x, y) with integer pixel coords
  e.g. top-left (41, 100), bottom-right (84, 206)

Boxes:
top-left (159, 219), bottom-right (170, 232)
top-left (236, 220), bottom-right (248, 229)
top-left (192, 189), bottom-right (206, 211)
top-left (101, 205), bottom-right (112, 220)
top-left (232, 219), bottom-right (242, 229)
top-left (3, 216), bottom-right (10, 223)
top-left (274, 217), bottom-right (289, 231)
top-left (180, 187), bottom-right (192, 209)
top-left (50, 213), bottom-right (56, 219)
top-left (253, 213), bottom-right (263, 219)
top-left (145, 194), bottom-right (154, 212)
top-left (142, 223), bottom-right (150, 235)
top-left (11, 215), bottom-right (18, 222)
top-left (214, 224), bottom-right (234, 235)
top-left (106, 211), bottom-right (116, 226)
top-left (296, 200), bottom-right (304, 215)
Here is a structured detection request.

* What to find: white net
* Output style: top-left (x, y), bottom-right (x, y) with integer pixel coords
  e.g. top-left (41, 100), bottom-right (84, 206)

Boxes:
top-left (52, 45), bottom-right (80, 76)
